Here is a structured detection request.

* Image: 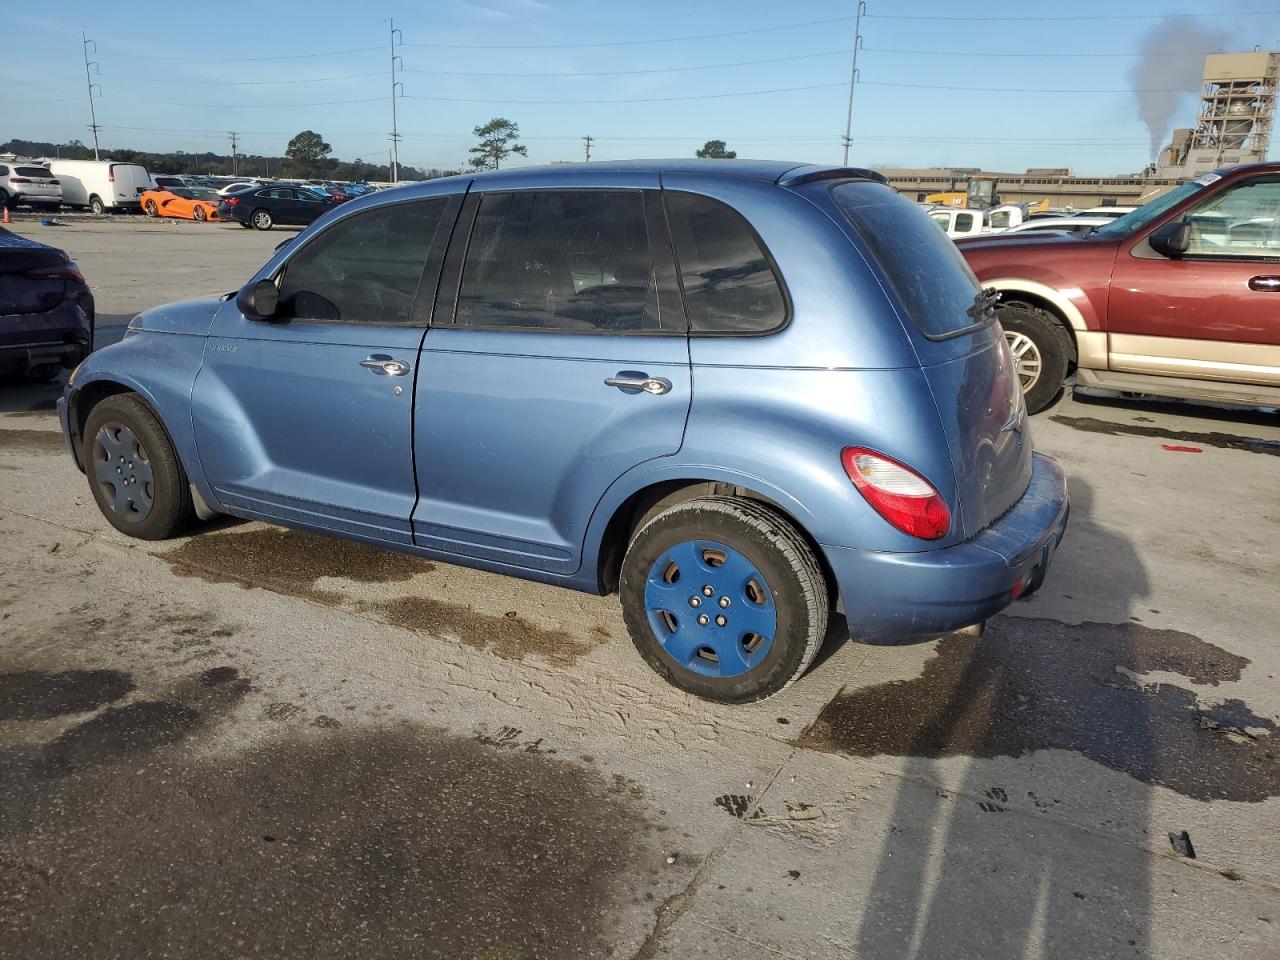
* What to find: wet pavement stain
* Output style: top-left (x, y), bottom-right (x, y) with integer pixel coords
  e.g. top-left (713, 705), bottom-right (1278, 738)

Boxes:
top-left (1051, 415), bottom-right (1280, 457)
top-left (372, 596), bottom-right (605, 666)
top-left (159, 527), bottom-right (436, 601)
top-left (0, 429), bottom-right (67, 455)
top-left (0, 708), bottom-right (659, 958)
top-left (801, 617), bottom-right (1279, 802)
top-left (0, 670), bottom-right (134, 721)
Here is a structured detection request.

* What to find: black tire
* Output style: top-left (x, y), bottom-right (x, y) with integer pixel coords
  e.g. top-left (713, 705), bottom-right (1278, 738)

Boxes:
top-left (89, 195), bottom-right (106, 215)
top-left (250, 209), bottom-right (273, 230)
top-left (193, 206), bottom-right (207, 222)
top-left (0, 189), bottom-right (11, 210)
top-left (83, 394), bottom-right (193, 540)
top-left (239, 221), bottom-right (253, 229)
top-left (997, 305), bottom-right (1070, 415)
top-left (144, 200), bottom-right (158, 217)
top-left (619, 496), bottom-right (828, 703)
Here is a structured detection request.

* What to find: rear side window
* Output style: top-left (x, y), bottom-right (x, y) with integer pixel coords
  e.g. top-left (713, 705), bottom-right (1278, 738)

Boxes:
top-left (278, 198), bottom-right (451, 324)
top-left (456, 189), bottom-right (661, 333)
top-left (832, 181), bottom-right (984, 338)
top-left (664, 191), bottom-right (786, 334)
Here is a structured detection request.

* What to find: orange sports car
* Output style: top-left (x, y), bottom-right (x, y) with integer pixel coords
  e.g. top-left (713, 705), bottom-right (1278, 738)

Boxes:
top-left (140, 186), bottom-right (222, 222)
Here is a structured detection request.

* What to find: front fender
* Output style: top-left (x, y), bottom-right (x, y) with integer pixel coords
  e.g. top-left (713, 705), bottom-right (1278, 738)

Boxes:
top-left (66, 331), bottom-right (216, 506)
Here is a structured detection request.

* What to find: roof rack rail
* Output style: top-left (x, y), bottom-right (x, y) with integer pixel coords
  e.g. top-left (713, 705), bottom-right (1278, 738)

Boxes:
top-left (777, 166), bottom-right (888, 187)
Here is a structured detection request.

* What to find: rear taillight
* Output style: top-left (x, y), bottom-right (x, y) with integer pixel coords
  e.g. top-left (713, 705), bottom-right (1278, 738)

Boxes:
top-left (11, 177), bottom-right (31, 184)
top-left (841, 447), bottom-right (950, 540)
top-left (31, 265), bottom-right (86, 284)
top-left (225, 197), bottom-right (239, 206)
top-left (108, 168), bottom-right (115, 182)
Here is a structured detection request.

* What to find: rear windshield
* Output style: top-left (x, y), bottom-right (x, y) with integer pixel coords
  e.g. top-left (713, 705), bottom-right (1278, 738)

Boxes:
top-left (831, 181), bottom-right (986, 338)
top-left (15, 167), bottom-right (53, 178)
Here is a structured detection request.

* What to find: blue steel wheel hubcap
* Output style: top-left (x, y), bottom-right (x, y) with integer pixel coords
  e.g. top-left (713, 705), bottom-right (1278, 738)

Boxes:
top-left (92, 423), bottom-right (154, 522)
top-left (644, 539), bottom-right (776, 678)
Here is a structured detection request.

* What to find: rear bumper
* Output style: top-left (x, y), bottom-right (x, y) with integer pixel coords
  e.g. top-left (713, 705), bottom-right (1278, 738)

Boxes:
top-left (0, 303), bottom-right (92, 375)
top-left (824, 452), bottom-right (1069, 641)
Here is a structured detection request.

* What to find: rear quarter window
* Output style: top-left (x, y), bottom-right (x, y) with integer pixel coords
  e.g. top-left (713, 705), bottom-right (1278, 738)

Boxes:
top-left (664, 191), bottom-right (786, 334)
top-left (832, 181), bottom-right (985, 339)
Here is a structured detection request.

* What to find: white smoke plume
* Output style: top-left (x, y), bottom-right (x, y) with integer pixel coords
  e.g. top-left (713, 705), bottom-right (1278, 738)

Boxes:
top-left (1129, 17), bottom-right (1233, 159)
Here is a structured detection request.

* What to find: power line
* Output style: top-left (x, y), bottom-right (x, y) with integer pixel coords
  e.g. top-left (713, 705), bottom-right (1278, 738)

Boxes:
top-left (110, 71), bottom-right (383, 85)
top-left (401, 15), bottom-right (855, 49)
top-left (400, 48), bottom-right (849, 78)
top-left (403, 81), bottom-right (846, 104)
top-left (114, 45), bottom-right (383, 63)
top-left (862, 80), bottom-right (1204, 93)
top-left (865, 8), bottom-right (1280, 20)
top-left (864, 47), bottom-right (1223, 58)
top-left (103, 95), bottom-right (386, 108)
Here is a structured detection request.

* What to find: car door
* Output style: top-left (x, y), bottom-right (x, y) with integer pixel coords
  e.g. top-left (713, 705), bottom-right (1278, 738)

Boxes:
top-left (1107, 175), bottom-right (1280, 385)
top-left (293, 189), bottom-right (332, 225)
top-left (413, 183), bottom-right (691, 575)
top-left (191, 194), bottom-right (460, 543)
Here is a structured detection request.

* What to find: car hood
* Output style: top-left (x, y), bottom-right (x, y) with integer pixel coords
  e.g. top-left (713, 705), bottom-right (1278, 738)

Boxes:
top-left (128, 294), bottom-right (228, 336)
top-left (955, 232), bottom-right (1096, 253)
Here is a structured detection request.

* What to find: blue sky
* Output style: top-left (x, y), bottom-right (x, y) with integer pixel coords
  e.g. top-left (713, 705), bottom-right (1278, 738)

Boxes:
top-left (6, 1), bottom-right (1279, 175)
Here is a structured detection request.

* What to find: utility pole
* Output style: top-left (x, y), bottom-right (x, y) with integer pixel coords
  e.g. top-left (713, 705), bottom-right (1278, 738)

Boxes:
top-left (841, 1), bottom-right (866, 166)
top-left (82, 32), bottom-right (102, 161)
top-left (389, 19), bottom-right (404, 184)
top-left (228, 131), bottom-right (240, 176)
top-left (582, 135), bottom-right (593, 162)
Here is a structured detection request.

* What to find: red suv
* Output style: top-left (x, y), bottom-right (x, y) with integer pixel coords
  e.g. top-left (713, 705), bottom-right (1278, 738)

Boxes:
top-left (958, 162), bottom-right (1280, 413)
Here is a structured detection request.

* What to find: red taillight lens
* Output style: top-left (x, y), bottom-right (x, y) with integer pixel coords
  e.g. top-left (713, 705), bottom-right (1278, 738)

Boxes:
top-left (226, 197), bottom-right (239, 205)
top-left (841, 447), bottom-right (950, 540)
top-left (108, 168), bottom-right (115, 182)
top-left (11, 177), bottom-right (31, 184)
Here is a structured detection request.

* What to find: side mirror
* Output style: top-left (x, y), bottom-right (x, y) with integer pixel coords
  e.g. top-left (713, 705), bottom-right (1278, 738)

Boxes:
top-left (237, 278), bottom-right (279, 321)
top-left (1149, 220), bottom-right (1191, 258)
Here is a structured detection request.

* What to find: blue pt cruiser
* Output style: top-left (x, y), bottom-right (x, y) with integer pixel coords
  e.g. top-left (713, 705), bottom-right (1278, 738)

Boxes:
top-left (59, 160), bottom-right (1068, 703)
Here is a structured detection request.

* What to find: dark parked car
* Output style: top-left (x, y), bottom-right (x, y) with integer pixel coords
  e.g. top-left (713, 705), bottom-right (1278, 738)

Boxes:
top-left (59, 160), bottom-right (1067, 702)
top-left (217, 185), bottom-right (335, 230)
top-left (0, 228), bottom-right (93, 382)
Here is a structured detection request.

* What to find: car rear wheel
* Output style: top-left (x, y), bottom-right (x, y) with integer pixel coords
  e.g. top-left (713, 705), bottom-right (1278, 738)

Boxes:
top-left (144, 200), bottom-right (158, 217)
top-left (83, 394), bottom-right (193, 541)
top-left (997, 305), bottom-right (1069, 414)
top-left (251, 209), bottom-right (273, 230)
top-left (193, 206), bottom-right (207, 222)
top-left (89, 195), bottom-right (106, 215)
top-left (620, 496), bottom-right (828, 703)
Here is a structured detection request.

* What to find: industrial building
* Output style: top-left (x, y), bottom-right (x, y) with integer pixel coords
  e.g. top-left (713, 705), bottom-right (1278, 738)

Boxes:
top-left (882, 50), bottom-right (1276, 209)
top-left (1157, 50), bottom-right (1278, 178)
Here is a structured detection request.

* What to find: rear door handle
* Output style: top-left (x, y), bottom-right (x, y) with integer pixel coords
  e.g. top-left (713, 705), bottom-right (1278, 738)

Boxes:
top-left (359, 354), bottom-right (411, 376)
top-left (1249, 275), bottom-right (1280, 292)
top-left (604, 374), bottom-right (672, 395)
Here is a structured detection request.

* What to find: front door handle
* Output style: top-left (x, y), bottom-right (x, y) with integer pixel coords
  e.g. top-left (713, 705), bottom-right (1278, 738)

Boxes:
top-left (604, 374), bottom-right (672, 395)
top-left (1249, 275), bottom-right (1280, 292)
top-left (359, 354), bottom-right (411, 376)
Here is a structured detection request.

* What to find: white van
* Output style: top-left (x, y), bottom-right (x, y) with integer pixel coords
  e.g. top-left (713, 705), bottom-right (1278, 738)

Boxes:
top-left (48, 160), bottom-right (152, 214)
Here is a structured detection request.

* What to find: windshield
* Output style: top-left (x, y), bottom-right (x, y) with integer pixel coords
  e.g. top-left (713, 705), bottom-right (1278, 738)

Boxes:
top-left (1092, 180), bottom-right (1206, 238)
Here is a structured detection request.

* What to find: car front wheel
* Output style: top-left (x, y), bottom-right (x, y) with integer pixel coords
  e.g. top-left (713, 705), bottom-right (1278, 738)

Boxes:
top-left (251, 209), bottom-right (273, 230)
top-left (89, 195), bottom-right (106, 215)
top-left (997, 305), bottom-right (1069, 414)
top-left (620, 496), bottom-right (828, 703)
top-left (83, 394), bottom-right (193, 540)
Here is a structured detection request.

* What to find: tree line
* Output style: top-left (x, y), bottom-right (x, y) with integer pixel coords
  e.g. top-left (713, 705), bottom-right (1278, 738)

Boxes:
top-left (5, 123), bottom-right (740, 179)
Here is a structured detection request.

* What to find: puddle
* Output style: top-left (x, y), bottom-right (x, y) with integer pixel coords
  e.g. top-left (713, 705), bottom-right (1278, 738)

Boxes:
top-left (373, 596), bottom-right (605, 665)
top-left (0, 667), bottom-right (658, 959)
top-left (1051, 415), bottom-right (1280, 457)
top-left (160, 527), bottom-right (435, 601)
top-left (160, 527), bottom-right (604, 666)
top-left (801, 617), bottom-right (1279, 802)
top-left (0, 670), bottom-right (134, 721)
top-left (0, 429), bottom-right (66, 455)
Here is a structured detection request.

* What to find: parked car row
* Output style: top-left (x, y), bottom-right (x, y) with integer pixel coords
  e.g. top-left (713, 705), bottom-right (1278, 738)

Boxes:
top-left (0, 158), bottom-right (382, 216)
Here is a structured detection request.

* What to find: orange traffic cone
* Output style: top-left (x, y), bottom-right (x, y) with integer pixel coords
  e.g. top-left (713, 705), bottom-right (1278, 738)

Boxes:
top-left (1, 207), bottom-right (11, 225)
